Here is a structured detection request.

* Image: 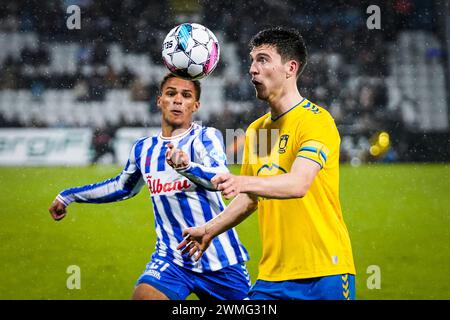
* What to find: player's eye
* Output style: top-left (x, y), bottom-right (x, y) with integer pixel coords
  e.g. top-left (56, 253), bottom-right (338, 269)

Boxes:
top-left (182, 92), bottom-right (192, 98)
top-left (166, 91), bottom-right (176, 96)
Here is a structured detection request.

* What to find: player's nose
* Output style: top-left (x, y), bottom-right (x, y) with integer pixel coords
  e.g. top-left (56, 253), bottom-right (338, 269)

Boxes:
top-left (249, 61), bottom-right (258, 76)
top-left (173, 93), bottom-right (183, 104)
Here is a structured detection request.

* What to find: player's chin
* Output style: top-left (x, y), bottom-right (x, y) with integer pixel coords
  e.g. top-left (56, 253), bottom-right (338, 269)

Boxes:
top-left (255, 87), bottom-right (268, 100)
top-left (167, 117), bottom-right (187, 127)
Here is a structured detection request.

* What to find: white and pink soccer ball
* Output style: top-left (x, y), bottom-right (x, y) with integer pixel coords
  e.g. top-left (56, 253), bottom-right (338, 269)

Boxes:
top-left (162, 23), bottom-right (220, 80)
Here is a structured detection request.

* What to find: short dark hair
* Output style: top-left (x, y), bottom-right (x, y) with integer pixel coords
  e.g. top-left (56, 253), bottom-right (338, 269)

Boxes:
top-left (249, 26), bottom-right (308, 76)
top-left (159, 73), bottom-right (201, 100)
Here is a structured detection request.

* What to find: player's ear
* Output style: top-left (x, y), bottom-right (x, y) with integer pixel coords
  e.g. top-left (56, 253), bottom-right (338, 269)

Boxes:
top-left (156, 95), bottom-right (162, 110)
top-left (286, 60), bottom-right (298, 79)
top-left (193, 101), bottom-right (200, 112)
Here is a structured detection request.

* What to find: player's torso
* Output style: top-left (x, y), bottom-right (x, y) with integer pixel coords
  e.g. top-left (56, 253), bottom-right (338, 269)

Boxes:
top-left (247, 100), bottom-right (355, 280)
top-left (141, 140), bottom-right (196, 197)
top-left (247, 99), bottom-right (340, 191)
top-left (133, 124), bottom-right (249, 272)
top-left (247, 105), bottom-right (304, 179)
top-left (137, 128), bottom-right (199, 198)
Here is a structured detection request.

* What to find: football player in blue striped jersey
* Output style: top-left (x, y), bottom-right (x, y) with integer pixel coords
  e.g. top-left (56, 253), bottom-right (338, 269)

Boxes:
top-left (49, 73), bottom-right (250, 300)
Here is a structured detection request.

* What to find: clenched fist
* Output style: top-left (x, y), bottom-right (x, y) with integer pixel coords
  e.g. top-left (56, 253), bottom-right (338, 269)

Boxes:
top-left (48, 198), bottom-right (67, 221)
top-left (166, 143), bottom-right (190, 170)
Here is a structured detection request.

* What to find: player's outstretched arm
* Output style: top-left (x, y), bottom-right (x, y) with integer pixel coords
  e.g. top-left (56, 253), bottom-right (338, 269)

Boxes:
top-left (49, 138), bottom-right (146, 220)
top-left (48, 198), bottom-right (67, 221)
top-left (177, 193), bottom-right (257, 261)
top-left (212, 157), bottom-right (321, 199)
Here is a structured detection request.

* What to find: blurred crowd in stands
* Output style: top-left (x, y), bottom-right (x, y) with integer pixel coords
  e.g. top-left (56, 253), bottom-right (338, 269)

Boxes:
top-left (0, 0), bottom-right (445, 163)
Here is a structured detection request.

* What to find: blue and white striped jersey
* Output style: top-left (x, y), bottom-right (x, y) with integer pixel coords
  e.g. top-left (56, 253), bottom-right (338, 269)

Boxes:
top-left (57, 123), bottom-right (249, 272)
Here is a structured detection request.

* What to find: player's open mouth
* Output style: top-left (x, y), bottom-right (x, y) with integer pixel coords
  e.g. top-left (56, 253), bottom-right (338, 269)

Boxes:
top-left (171, 110), bottom-right (183, 116)
top-left (252, 79), bottom-right (263, 86)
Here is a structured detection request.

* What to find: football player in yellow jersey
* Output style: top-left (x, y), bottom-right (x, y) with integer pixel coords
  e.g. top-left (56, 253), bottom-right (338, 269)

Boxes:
top-left (177, 27), bottom-right (356, 300)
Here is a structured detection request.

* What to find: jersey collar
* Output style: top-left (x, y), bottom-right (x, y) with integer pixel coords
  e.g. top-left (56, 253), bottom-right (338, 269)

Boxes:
top-left (159, 123), bottom-right (196, 140)
top-left (271, 98), bottom-right (306, 122)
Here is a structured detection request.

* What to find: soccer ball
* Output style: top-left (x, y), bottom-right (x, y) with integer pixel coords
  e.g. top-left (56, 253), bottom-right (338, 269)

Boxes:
top-left (162, 23), bottom-right (220, 80)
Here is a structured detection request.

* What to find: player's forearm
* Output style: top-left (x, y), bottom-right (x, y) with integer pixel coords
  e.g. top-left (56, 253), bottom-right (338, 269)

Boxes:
top-left (57, 171), bottom-right (144, 206)
top-left (205, 193), bottom-right (257, 237)
top-left (241, 173), bottom-right (309, 199)
top-left (177, 162), bottom-right (228, 191)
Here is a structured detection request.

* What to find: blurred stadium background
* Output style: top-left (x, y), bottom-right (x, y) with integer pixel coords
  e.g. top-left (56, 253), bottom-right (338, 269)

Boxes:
top-left (0, 0), bottom-right (449, 299)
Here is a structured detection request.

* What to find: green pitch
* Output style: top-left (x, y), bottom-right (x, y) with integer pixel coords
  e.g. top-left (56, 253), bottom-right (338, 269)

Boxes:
top-left (0, 164), bottom-right (448, 299)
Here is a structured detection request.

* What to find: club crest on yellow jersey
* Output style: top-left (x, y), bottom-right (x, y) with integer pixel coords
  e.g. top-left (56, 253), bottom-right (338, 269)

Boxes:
top-left (278, 134), bottom-right (289, 154)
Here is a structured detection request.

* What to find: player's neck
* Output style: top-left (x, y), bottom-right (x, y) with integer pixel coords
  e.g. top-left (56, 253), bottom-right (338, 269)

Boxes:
top-left (268, 87), bottom-right (303, 119)
top-left (161, 122), bottom-right (193, 138)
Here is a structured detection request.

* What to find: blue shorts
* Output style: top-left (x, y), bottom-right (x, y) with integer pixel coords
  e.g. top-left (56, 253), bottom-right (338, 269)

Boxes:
top-left (249, 274), bottom-right (355, 300)
top-left (136, 254), bottom-right (251, 300)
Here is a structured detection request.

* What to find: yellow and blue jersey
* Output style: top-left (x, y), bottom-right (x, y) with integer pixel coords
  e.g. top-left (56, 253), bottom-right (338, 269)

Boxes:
top-left (241, 98), bottom-right (356, 281)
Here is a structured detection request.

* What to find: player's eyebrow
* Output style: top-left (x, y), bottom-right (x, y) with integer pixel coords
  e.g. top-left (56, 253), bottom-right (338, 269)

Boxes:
top-left (165, 86), bottom-right (193, 93)
top-left (250, 52), bottom-right (271, 61)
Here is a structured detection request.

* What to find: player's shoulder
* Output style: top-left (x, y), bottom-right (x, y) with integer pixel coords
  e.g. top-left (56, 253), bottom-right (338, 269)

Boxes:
top-left (142, 128), bottom-right (161, 141)
top-left (133, 135), bottom-right (152, 147)
top-left (195, 123), bottom-right (223, 138)
top-left (296, 99), bottom-right (332, 118)
top-left (296, 99), bottom-right (336, 126)
top-left (190, 124), bottom-right (225, 146)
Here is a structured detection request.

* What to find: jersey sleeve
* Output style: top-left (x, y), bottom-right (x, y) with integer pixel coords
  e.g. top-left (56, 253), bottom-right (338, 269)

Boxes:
top-left (296, 114), bottom-right (338, 169)
top-left (56, 138), bottom-right (146, 206)
top-left (297, 140), bottom-right (330, 169)
top-left (176, 127), bottom-right (229, 191)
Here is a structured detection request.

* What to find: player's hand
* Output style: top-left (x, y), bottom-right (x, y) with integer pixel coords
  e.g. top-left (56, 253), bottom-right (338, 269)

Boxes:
top-left (177, 226), bottom-right (213, 262)
top-left (48, 198), bottom-right (67, 221)
top-left (166, 143), bottom-right (190, 169)
top-left (211, 173), bottom-right (244, 199)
